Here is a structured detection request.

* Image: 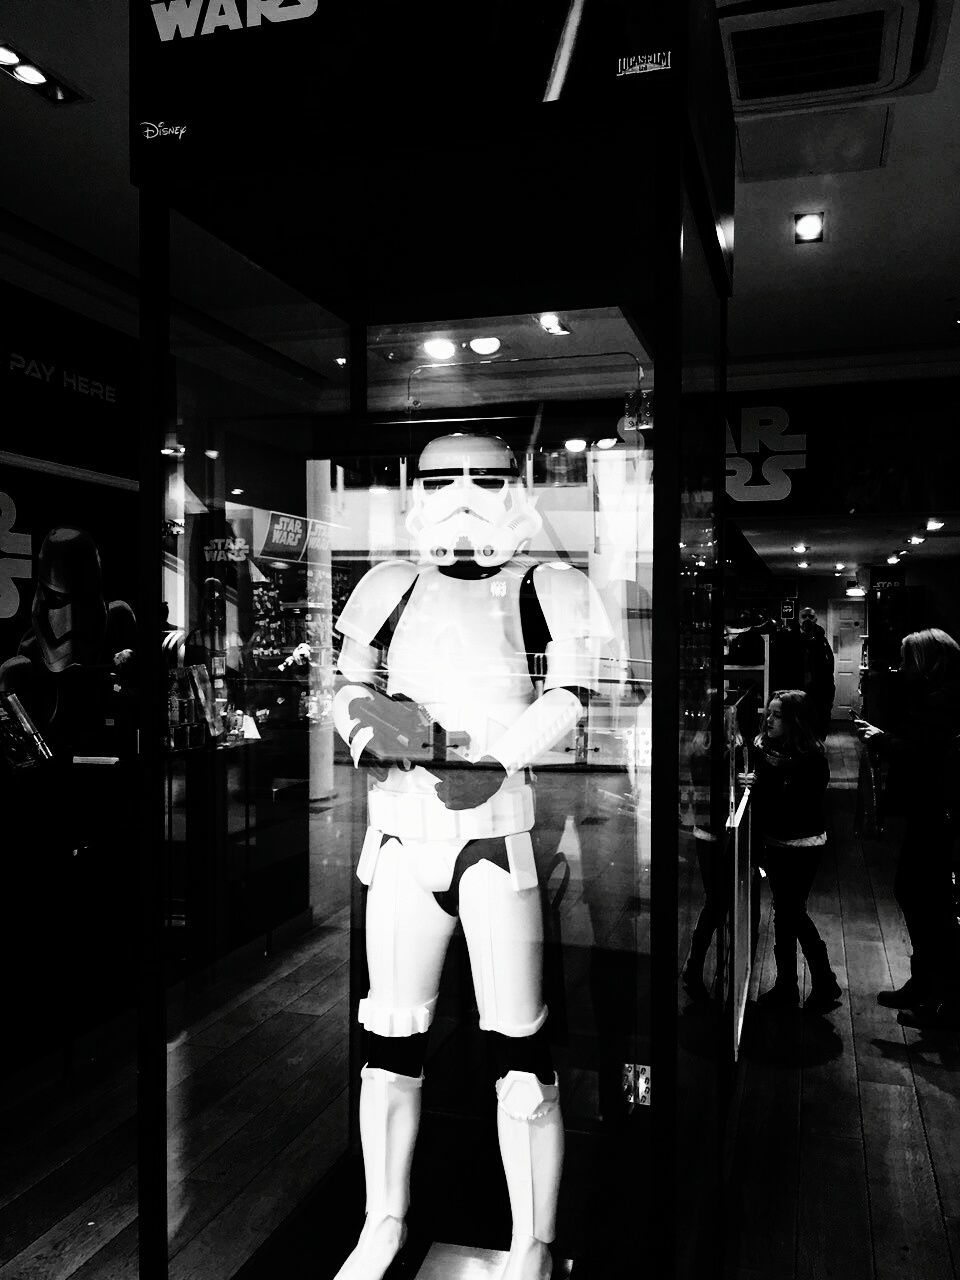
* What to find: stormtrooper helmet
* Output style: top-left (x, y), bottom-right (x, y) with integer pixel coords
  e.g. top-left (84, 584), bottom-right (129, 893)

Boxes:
top-left (405, 433), bottom-right (541, 567)
top-left (31, 528), bottom-right (108, 673)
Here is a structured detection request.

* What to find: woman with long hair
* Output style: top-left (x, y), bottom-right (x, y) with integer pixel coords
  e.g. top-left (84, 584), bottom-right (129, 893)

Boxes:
top-left (752, 689), bottom-right (841, 1011)
top-left (855, 628), bottom-right (960, 1028)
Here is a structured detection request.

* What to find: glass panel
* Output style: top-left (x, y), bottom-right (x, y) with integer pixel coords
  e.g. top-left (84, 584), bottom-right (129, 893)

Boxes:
top-left (0, 281), bottom-right (139, 1273)
top-left (163, 213), bottom-right (351, 1277)
top-left (676, 198), bottom-right (727, 1277)
top-left (316, 307), bottom-right (655, 1274)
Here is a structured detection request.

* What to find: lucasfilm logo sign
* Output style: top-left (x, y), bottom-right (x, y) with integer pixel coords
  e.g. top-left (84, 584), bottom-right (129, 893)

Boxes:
top-left (150, 0), bottom-right (318, 42)
top-left (617, 51), bottom-right (671, 77)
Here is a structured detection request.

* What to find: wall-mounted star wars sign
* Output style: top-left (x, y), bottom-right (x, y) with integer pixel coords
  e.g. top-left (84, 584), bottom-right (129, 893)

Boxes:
top-left (132, 0), bottom-right (672, 184)
top-left (724, 380), bottom-right (960, 515)
top-left (149, 0), bottom-right (319, 42)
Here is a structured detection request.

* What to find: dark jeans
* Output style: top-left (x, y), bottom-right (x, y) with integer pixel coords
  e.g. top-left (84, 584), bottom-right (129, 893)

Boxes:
top-left (760, 842), bottom-right (833, 988)
top-left (895, 816), bottom-right (960, 999)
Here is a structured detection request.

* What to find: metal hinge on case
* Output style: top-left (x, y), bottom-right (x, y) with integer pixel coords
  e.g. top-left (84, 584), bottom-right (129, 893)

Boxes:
top-left (623, 1063), bottom-right (651, 1109)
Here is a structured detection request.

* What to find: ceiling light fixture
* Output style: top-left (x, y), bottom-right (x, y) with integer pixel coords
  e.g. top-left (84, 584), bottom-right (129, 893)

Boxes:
top-left (334, 356), bottom-right (347, 367)
top-left (230, 487), bottom-right (244, 496)
top-left (887, 554), bottom-right (900, 565)
top-left (792, 542), bottom-right (807, 554)
top-left (835, 562), bottom-right (845, 571)
top-left (423, 338), bottom-right (456, 361)
top-left (13, 64), bottom-right (45, 84)
top-left (926, 517), bottom-right (945, 531)
top-left (846, 584), bottom-right (866, 598)
top-left (565, 438), bottom-right (587, 453)
top-left (0, 45), bottom-right (19, 65)
top-left (270, 561), bottom-right (287, 570)
top-left (204, 449), bottom-right (219, 460)
top-left (794, 212), bottom-right (824, 244)
top-left (797, 560), bottom-right (809, 569)
top-left (908, 535), bottom-right (925, 545)
top-left (468, 336), bottom-right (501, 356)
top-left (596, 438), bottom-right (618, 450)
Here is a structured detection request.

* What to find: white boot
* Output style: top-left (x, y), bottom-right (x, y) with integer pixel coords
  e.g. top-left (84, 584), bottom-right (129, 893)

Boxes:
top-left (495, 1071), bottom-right (564, 1280)
top-left (333, 1066), bottom-right (423, 1280)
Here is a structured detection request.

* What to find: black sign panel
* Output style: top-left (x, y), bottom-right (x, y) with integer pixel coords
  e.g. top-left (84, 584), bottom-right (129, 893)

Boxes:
top-left (131, 0), bottom-right (676, 183)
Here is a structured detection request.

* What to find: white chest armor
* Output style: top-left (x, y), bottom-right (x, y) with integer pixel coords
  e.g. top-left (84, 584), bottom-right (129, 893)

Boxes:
top-left (386, 565), bottom-right (535, 760)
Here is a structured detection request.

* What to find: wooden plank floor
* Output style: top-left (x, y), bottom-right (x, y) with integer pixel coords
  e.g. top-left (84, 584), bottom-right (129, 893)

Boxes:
top-left (0, 907), bottom-right (351, 1280)
top-left (729, 730), bottom-right (960, 1280)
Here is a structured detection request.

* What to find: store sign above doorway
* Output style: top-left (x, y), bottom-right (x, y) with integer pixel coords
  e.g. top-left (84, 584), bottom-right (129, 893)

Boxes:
top-left (725, 406), bottom-right (806, 503)
top-left (149, 0), bottom-right (319, 42)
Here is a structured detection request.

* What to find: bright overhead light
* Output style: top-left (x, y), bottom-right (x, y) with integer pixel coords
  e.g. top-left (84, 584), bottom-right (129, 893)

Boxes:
top-left (423, 338), bottom-right (456, 361)
top-left (792, 542), bottom-right (807, 554)
top-left (835, 562), bottom-right (845, 571)
top-left (846, 585), bottom-right (866, 598)
top-left (161, 443), bottom-right (186, 457)
top-left (468, 336), bottom-right (501, 356)
top-left (270, 561), bottom-right (287, 570)
top-left (13, 64), bottom-right (46, 85)
top-left (204, 448), bottom-right (219, 460)
top-left (908, 535), bottom-right (925, 545)
top-left (230, 487), bottom-right (244, 496)
top-left (334, 356), bottom-right (347, 367)
top-left (565, 438), bottom-right (587, 453)
top-left (596, 438), bottom-right (618, 450)
top-left (926, 517), bottom-right (945, 531)
top-left (797, 561), bottom-right (809, 569)
top-left (0, 46), bottom-right (19, 65)
top-left (835, 572), bottom-right (842, 577)
top-left (794, 212), bottom-right (824, 243)
top-left (887, 554), bottom-right (900, 565)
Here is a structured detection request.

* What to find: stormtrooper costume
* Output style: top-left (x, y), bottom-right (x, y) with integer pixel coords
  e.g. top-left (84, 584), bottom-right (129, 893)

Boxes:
top-left (332, 434), bottom-right (610, 1280)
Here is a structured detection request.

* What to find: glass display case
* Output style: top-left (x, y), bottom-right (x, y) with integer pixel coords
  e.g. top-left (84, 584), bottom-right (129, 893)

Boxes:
top-left (132, 3), bottom-right (735, 1276)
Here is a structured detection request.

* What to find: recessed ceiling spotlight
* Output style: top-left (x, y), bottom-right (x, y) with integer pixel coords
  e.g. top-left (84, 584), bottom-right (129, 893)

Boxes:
top-left (565, 438), bottom-right (587, 453)
top-left (423, 338), bottom-right (456, 361)
top-left (0, 46), bottom-right (19, 65)
top-left (596, 438), bottom-right (618, 450)
top-left (537, 312), bottom-right (571, 336)
top-left (469, 336), bottom-right (501, 356)
top-left (835, 562), bottom-right (845, 571)
top-left (926, 517), bottom-right (945, 531)
top-left (230, 487), bottom-right (244, 496)
top-left (204, 449), bottom-right (219, 460)
top-left (834, 572), bottom-right (842, 577)
top-left (797, 561), bottom-right (809, 569)
top-left (334, 356), bottom-right (347, 367)
top-left (887, 554), bottom-right (900, 565)
top-left (13, 64), bottom-right (46, 85)
top-left (792, 542), bottom-right (807, 554)
top-left (270, 561), bottom-right (287, 570)
top-left (908, 535), bottom-right (925, 545)
top-left (846, 585), bottom-right (866, 598)
top-left (794, 212), bottom-right (824, 244)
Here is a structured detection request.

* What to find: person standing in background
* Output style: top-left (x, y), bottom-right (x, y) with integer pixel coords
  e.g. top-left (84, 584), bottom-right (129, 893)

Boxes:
top-left (751, 690), bottom-right (842, 1013)
top-left (854, 628), bottom-right (960, 1029)
top-left (776, 606), bottom-right (835, 739)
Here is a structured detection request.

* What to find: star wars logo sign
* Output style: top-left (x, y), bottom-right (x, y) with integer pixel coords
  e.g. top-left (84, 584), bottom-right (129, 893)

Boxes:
top-left (204, 537), bottom-right (249, 563)
top-left (149, 0), bottom-right (318, 41)
top-left (0, 492), bottom-right (32, 621)
top-left (726, 407), bottom-right (806, 503)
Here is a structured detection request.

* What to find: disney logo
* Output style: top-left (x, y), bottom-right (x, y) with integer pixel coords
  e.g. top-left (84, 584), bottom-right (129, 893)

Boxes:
top-left (140, 120), bottom-right (189, 142)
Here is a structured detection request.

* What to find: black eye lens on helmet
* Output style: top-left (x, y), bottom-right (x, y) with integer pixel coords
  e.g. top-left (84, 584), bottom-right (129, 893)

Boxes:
top-left (472, 477), bottom-right (505, 490)
top-left (421, 477), bottom-right (455, 491)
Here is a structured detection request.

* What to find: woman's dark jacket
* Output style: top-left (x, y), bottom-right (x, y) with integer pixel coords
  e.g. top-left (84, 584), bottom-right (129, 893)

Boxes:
top-left (752, 742), bottom-right (830, 842)
top-left (874, 674), bottom-right (960, 819)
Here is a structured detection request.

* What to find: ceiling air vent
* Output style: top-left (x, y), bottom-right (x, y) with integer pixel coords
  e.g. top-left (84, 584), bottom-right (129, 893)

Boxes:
top-left (718, 0), bottom-right (947, 112)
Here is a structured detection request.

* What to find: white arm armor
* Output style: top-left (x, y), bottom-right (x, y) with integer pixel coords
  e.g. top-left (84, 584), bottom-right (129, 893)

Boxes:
top-left (489, 563), bottom-right (613, 775)
top-left (490, 687), bottom-right (582, 777)
top-left (333, 683), bottom-right (376, 766)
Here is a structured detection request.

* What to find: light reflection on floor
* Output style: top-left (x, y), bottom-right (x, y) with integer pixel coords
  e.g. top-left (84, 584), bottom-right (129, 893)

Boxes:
top-left (416, 1242), bottom-right (573, 1278)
